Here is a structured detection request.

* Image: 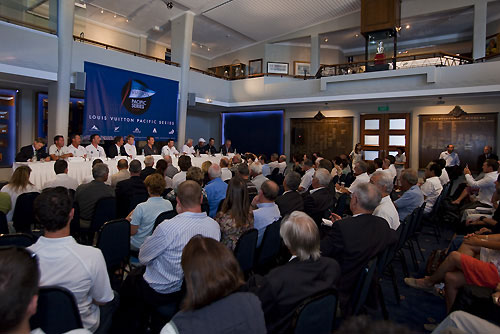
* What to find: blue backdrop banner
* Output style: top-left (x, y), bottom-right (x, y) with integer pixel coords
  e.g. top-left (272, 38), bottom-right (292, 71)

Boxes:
top-left (83, 62), bottom-right (179, 140)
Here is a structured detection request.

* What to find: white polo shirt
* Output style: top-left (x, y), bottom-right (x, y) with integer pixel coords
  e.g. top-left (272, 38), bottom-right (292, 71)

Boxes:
top-left (348, 172), bottom-right (370, 194)
top-left (124, 143), bottom-right (137, 157)
top-left (43, 173), bottom-right (79, 191)
top-left (299, 168), bottom-right (315, 192)
top-left (66, 144), bottom-right (87, 157)
top-left (421, 176), bottom-right (443, 214)
top-left (373, 195), bottom-right (400, 230)
top-left (162, 145), bottom-right (179, 157)
top-left (85, 144), bottom-right (106, 158)
top-left (48, 144), bottom-right (68, 157)
top-left (29, 236), bottom-right (114, 332)
top-left (182, 144), bottom-right (195, 155)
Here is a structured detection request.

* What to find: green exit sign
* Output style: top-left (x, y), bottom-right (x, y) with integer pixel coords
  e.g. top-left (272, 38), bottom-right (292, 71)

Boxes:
top-left (378, 105), bottom-right (389, 111)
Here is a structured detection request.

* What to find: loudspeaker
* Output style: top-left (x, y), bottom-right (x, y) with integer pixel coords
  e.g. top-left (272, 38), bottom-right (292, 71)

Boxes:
top-left (293, 128), bottom-right (305, 145)
top-left (188, 93), bottom-right (196, 106)
top-left (75, 72), bottom-right (86, 90)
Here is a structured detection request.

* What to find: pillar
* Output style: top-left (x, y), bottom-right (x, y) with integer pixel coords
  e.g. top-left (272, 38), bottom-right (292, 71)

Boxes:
top-left (48, 0), bottom-right (74, 141)
top-left (170, 11), bottom-right (194, 147)
top-left (473, 0), bottom-right (487, 60)
top-left (139, 35), bottom-right (148, 54)
top-left (310, 34), bottom-right (320, 76)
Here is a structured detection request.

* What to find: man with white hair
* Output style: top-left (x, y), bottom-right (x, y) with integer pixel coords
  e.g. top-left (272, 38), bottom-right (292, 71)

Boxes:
top-left (371, 170), bottom-right (400, 230)
top-left (164, 155), bottom-right (179, 179)
top-left (247, 211), bottom-right (341, 333)
top-left (140, 155), bottom-right (156, 180)
top-left (204, 163), bottom-right (228, 218)
top-left (182, 139), bottom-right (195, 155)
top-left (219, 157), bottom-right (232, 181)
top-left (321, 182), bottom-right (397, 314)
top-left (278, 155), bottom-right (287, 174)
top-left (250, 162), bottom-right (268, 192)
top-left (303, 168), bottom-right (336, 226)
top-left (337, 160), bottom-right (370, 195)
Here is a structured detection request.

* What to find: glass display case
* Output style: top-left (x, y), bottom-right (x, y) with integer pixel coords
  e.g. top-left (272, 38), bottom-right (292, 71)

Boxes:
top-left (365, 30), bottom-right (397, 72)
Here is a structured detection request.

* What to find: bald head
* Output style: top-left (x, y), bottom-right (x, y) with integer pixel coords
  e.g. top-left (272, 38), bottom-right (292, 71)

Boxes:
top-left (176, 180), bottom-right (202, 212)
top-left (260, 180), bottom-right (279, 202)
top-left (164, 155), bottom-right (172, 165)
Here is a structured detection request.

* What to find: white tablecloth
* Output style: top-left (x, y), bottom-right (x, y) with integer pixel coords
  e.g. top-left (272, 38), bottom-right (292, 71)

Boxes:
top-left (13, 154), bottom-right (230, 189)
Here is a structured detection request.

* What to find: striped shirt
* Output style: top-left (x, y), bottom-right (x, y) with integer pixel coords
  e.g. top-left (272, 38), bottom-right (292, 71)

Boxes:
top-left (139, 211), bottom-right (221, 294)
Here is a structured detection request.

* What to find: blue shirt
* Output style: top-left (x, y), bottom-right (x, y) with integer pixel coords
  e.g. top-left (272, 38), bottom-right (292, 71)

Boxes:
top-left (262, 164), bottom-right (271, 177)
top-left (130, 197), bottom-right (173, 250)
top-left (139, 211), bottom-right (220, 294)
top-left (394, 185), bottom-right (424, 221)
top-left (253, 202), bottom-right (281, 246)
top-left (205, 178), bottom-right (228, 218)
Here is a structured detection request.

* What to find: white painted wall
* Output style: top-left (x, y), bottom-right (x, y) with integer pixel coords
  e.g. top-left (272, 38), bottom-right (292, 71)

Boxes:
top-left (186, 109), bottom-right (221, 147)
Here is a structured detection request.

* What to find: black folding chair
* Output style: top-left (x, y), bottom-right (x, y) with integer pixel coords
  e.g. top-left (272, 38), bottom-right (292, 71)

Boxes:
top-left (152, 210), bottom-right (177, 232)
top-left (255, 219), bottom-right (282, 270)
top-left (233, 228), bottom-right (258, 275)
top-left (352, 257), bottom-right (378, 316)
top-left (291, 289), bottom-right (338, 334)
top-left (70, 201), bottom-right (80, 240)
top-left (82, 197), bottom-right (116, 245)
top-left (423, 184), bottom-right (449, 242)
top-left (129, 193), bottom-right (149, 213)
top-left (0, 211), bottom-right (8, 234)
top-left (12, 192), bottom-right (40, 233)
top-left (0, 233), bottom-right (35, 247)
top-left (30, 286), bottom-right (83, 334)
top-left (96, 219), bottom-right (130, 270)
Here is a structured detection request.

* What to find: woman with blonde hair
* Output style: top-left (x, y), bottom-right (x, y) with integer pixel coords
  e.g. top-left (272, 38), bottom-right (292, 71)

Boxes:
top-left (1, 166), bottom-right (39, 223)
top-left (201, 160), bottom-right (212, 186)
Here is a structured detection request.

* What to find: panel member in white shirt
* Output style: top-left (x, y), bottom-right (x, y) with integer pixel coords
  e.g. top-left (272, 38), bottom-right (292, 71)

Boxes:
top-left (67, 134), bottom-right (87, 158)
top-left (182, 138), bottom-right (195, 155)
top-left (298, 159), bottom-right (315, 193)
top-left (220, 157), bottom-right (233, 181)
top-left (161, 139), bottom-right (179, 157)
top-left (371, 171), bottom-right (400, 230)
top-left (451, 159), bottom-right (499, 209)
top-left (337, 161), bottom-right (370, 195)
top-left (48, 135), bottom-right (72, 161)
top-left (42, 160), bottom-right (79, 190)
top-left (439, 144), bottom-right (460, 167)
top-left (85, 134), bottom-right (106, 158)
top-left (117, 181), bottom-right (220, 333)
top-left (124, 134), bottom-right (137, 158)
top-left (420, 162), bottom-right (443, 214)
top-left (28, 188), bottom-right (116, 333)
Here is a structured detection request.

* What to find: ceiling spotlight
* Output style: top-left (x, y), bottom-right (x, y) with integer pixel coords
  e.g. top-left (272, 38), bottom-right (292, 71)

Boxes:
top-left (113, 13), bottom-right (117, 18)
top-left (207, 48), bottom-right (211, 51)
top-left (396, 26), bottom-right (401, 32)
top-left (324, 38), bottom-right (328, 42)
top-left (100, 8), bottom-right (104, 14)
top-left (405, 24), bottom-right (410, 29)
top-left (126, 19), bottom-right (129, 22)
top-left (154, 25), bottom-right (161, 31)
top-left (355, 34), bottom-right (359, 37)
top-left (206, 98), bottom-right (213, 103)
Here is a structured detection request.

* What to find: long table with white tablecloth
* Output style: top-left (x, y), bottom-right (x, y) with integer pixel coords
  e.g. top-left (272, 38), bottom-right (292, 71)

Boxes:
top-left (13, 154), bottom-right (231, 189)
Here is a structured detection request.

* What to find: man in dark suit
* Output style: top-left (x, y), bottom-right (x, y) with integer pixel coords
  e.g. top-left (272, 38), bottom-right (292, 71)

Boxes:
top-left (247, 211), bottom-right (340, 334)
top-left (320, 182), bottom-right (397, 314)
top-left (115, 160), bottom-right (148, 218)
top-left (275, 171), bottom-right (304, 217)
top-left (204, 137), bottom-right (217, 155)
top-left (140, 155), bottom-right (156, 180)
top-left (303, 168), bottom-right (336, 226)
top-left (220, 139), bottom-right (234, 155)
top-left (477, 145), bottom-right (498, 171)
top-left (15, 138), bottom-right (50, 162)
top-left (108, 136), bottom-right (128, 158)
top-left (143, 136), bottom-right (158, 156)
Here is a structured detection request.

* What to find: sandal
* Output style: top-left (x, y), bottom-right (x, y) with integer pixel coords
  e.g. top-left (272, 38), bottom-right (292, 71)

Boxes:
top-left (404, 277), bottom-right (434, 293)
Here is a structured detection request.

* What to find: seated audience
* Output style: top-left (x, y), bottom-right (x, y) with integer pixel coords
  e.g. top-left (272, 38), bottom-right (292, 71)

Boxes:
top-left (204, 137), bottom-right (217, 155)
top-left (421, 162), bottom-right (443, 214)
top-left (165, 155), bottom-right (180, 179)
top-left (436, 158), bottom-right (450, 185)
top-left (201, 161), bottom-right (212, 186)
top-left (247, 211), bottom-right (341, 334)
top-left (124, 135), bottom-right (137, 158)
top-left (0, 192), bottom-right (11, 217)
top-left (394, 168), bottom-right (424, 221)
top-left (29, 187), bottom-right (116, 333)
top-left (82, 159), bottom-right (109, 185)
top-left (182, 138), bottom-right (195, 155)
top-left (452, 159), bottom-right (499, 209)
top-left (336, 161), bottom-right (370, 195)
top-left (15, 137), bottom-right (50, 162)
top-left (172, 155), bottom-right (191, 190)
top-left (278, 154), bottom-right (287, 174)
top-left (405, 233), bottom-right (500, 312)
top-left (220, 157), bottom-right (232, 181)
top-left (229, 154), bottom-right (243, 174)
top-left (43, 159), bottom-right (79, 190)
top-left (111, 159), bottom-right (130, 188)
top-left (431, 310), bottom-right (500, 334)
top-left (321, 182), bottom-right (397, 313)
top-left (477, 145), bottom-right (498, 172)
top-left (155, 160), bottom-right (173, 190)
top-left (143, 136), bottom-right (158, 156)
top-left (162, 236), bottom-right (266, 334)
top-left (185, 166), bottom-right (210, 213)
top-left (0, 247), bottom-right (92, 334)
top-left (205, 164), bottom-right (228, 218)
top-left (116, 160), bottom-right (148, 218)
top-left (463, 174), bottom-right (500, 233)
top-left (251, 180), bottom-right (281, 246)
top-left (161, 139), bottom-right (179, 157)
top-left (119, 181), bottom-right (220, 333)
top-left (1, 165), bottom-right (38, 223)
top-left (386, 155), bottom-right (397, 180)
top-left (75, 163), bottom-right (115, 228)
top-left (108, 136), bottom-right (127, 158)
top-left (298, 159), bottom-right (314, 193)
top-left (250, 162), bottom-right (268, 192)
top-left (128, 173), bottom-right (173, 251)
top-left (275, 171), bottom-right (304, 217)
top-left (216, 177), bottom-right (254, 250)
top-left (260, 154), bottom-right (271, 177)
top-left (66, 134), bottom-right (87, 158)
top-left (193, 138), bottom-right (206, 153)
top-left (317, 158), bottom-right (333, 173)
top-left (85, 134), bottom-right (106, 159)
top-left (140, 155), bottom-right (156, 180)
top-left (303, 168), bottom-right (335, 226)
top-left (371, 170), bottom-right (400, 230)
top-left (237, 163), bottom-right (258, 202)
top-left (49, 135), bottom-right (72, 160)
top-left (220, 139), bottom-right (234, 155)
top-left (373, 157), bottom-right (384, 172)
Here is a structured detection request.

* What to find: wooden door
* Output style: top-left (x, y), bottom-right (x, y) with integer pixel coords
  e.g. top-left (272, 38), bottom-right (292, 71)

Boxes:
top-left (360, 113), bottom-right (410, 164)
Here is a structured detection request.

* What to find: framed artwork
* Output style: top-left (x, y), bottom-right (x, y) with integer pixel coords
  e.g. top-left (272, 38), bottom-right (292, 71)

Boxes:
top-left (486, 33), bottom-right (499, 56)
top-left (294, 61), bottom-right (311, 76)
top-left (248, 58), bottom-right (263, 75)
top-left (267, 62), bottom-right (289, 75)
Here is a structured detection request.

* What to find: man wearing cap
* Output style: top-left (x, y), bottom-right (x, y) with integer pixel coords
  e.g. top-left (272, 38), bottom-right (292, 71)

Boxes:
top-left (194, 138), bottom-right (207, 154)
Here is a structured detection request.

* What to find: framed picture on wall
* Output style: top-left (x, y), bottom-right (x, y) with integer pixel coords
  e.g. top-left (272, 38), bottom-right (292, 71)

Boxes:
top-left (267, 62), bottom-right (289, 75)
top-left (486, 33), bottom-right (499, 56)
top-left (294, 61), bottom-right (311, 76)
top-left (248, 58), bottom-right (263, 75)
